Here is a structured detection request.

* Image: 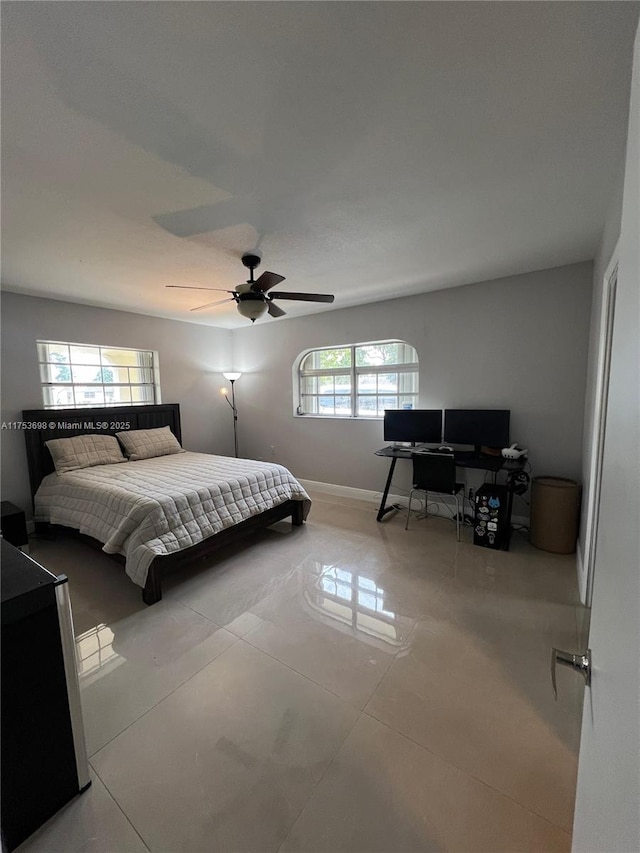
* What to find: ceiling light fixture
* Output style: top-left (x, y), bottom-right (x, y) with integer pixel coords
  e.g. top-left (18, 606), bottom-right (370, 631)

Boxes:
top-left (236, 295), bottom-right (268, 322)
top-left (167, 254), bottom-right (334, 322)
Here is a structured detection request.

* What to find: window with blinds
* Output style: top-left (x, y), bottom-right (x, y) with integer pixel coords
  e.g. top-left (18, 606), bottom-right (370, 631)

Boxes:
top-left (297, 340), bottom-right (418, 417)
top-left (38, 341), bottom-right (159, 409)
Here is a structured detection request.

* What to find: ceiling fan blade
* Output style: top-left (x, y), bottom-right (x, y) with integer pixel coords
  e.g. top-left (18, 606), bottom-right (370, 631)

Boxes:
top-left (251, 271), bottom-right (285, 293)
top-left (167, 286), bottom-right (233, 292)
top-left (190, 297), bottom-right (234, 312)
top-left (270, 291), bottom-right (335, 303)
top-left (267, 301), bottom-right (287, 318)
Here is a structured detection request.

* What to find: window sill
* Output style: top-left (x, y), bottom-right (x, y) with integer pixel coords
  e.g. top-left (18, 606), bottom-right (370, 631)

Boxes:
top-left (294, 414), bottom-right (384, 420)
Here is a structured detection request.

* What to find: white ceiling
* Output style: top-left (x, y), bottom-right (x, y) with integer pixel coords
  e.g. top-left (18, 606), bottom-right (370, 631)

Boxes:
top-left (2, 2), bottom-right (638, 329)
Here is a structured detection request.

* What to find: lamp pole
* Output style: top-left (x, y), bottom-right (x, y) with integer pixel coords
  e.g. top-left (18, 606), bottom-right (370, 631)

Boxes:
top-left (229, 379), bottom-right (238, 458)
top-left (222, 372), bottom-right (242, 458)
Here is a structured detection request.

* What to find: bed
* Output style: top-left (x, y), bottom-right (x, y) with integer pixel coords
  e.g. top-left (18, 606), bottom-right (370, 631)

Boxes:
top-left (23, 404), bottom-right (311, 605)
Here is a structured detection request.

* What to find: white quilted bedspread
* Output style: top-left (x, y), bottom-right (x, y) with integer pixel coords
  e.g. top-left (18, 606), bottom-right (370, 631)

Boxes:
top-left (34, 452), bottom-right (311, 588)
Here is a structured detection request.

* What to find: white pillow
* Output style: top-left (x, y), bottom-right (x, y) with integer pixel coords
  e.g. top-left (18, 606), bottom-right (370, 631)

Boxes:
top-left (116, 426), bottom-right (184, 461)
top-left (46, 434), bottom-right (127, 474)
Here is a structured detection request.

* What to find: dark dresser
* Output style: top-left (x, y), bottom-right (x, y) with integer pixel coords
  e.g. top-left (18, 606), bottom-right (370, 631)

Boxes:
top-left (1, 539), bottom-right (90, 850)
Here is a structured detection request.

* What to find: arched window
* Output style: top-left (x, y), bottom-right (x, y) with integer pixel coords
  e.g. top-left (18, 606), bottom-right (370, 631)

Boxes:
top-left (297, 340), bottom-right (418, 418)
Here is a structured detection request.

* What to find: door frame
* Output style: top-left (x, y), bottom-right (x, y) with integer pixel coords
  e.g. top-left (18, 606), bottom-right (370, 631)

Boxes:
top-left (580, 241), bottom-right (619, 607)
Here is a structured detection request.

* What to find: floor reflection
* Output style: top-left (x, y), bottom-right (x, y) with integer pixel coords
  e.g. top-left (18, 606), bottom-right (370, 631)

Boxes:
top-left (301, 563), bottom-right (414, 653)
top-left (76, 623), bottom-right (123, 682)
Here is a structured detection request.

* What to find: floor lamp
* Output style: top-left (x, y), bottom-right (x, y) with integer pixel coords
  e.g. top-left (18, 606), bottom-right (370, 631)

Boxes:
top-left (222, 372), bottom-right (241, 457)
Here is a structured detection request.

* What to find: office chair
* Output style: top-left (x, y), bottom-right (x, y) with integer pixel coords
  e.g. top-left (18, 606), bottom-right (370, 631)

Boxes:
top-left (405, 452), bottom-right (465, 541)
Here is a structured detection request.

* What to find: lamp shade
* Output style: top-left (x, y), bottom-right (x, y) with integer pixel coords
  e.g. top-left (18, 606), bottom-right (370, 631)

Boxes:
top-left (223, 372), bottom-right (242, 382)
top-left (237, 300), bottom-right (268, 322)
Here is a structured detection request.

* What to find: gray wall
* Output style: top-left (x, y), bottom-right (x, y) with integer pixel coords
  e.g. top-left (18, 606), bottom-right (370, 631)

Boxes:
top-left (1, 292), bottom-right (233, 515)
top-left (231, 262), bottom-right (593, 506)
top-left (1, 262), bottom-right (593, 518)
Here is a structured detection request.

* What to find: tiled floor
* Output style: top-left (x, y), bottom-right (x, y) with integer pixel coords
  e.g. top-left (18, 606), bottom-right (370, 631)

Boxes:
top-left (18, 493), bottom-right (584, 852)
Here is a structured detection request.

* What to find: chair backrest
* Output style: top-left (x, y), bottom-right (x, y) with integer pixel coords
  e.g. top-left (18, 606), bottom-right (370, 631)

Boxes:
top-left (412, 452), bottom-right (456, 494)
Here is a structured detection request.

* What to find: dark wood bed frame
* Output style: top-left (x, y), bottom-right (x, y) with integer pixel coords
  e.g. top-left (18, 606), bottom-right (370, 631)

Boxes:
top-left (22, 403), bottom-right (306, 605)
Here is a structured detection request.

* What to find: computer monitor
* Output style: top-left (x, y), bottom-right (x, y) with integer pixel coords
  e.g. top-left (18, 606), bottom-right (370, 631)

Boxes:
top-left (383, 409), bottom-right (443, 445)
top-left (443, 409), bottom-right (510, 453)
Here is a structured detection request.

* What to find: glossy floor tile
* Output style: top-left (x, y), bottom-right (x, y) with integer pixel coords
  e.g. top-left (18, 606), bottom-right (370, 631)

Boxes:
top-left (91, 641), bottom-right (359, 852)
top-left (25, 494), bottom-right (585, 851)
top-left (165, 540), bottom-right (303, 631)
top-left (77, 598), bottom-right (237, 756)
top-left (242, 566), bottom-right (417, 708)
top-left (280, 714), bottom-right (571, 853)
top-left (365, 616), bottom-right (580, 831)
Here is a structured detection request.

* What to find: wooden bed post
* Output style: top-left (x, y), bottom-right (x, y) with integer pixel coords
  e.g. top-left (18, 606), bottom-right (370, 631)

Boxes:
top-left (143, 565), bottom-right (162, 605)
top-left (292, 500), bottom-right (305, 526)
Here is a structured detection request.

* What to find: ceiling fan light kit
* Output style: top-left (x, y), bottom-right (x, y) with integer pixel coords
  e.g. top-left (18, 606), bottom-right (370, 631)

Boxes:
top-left (237, 292), bottom-right (268, 322)
top-left (168, 253), bottom-right (335, 323)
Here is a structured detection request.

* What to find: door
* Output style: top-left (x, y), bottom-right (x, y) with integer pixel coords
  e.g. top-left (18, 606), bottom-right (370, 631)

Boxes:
top-left (571, 24), bottom-right (640, 853)
top-left (581, 258), bottom-right (617, 607)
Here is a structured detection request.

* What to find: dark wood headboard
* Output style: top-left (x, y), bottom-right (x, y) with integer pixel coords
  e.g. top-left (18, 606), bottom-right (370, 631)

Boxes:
top-left (22, 403), bottom-right (182, 499)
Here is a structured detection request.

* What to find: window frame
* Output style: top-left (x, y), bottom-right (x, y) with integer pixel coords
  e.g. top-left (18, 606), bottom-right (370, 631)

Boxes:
top-left (37, 340), bottom-right (161, 410)
top-left (296, 339), bottom-right (419, 419)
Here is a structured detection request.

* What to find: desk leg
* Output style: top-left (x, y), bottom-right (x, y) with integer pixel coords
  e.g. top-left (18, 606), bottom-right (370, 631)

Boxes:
top-left (377, 457), bottom-right (398, 522)
top-left (503, 488), bottom-right (515, 551)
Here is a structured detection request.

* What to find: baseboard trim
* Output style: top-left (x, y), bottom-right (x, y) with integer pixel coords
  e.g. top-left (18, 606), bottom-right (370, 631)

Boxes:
top-left (299, 479), bottom-right (404, 507)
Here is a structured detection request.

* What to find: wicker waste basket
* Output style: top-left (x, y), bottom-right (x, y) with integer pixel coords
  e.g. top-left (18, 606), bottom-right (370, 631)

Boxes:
top-left (530, 477), bottom-right (582, 554)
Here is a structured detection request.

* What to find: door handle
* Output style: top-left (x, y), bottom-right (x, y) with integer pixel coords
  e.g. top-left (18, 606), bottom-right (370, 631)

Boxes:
top-left (551, 647), bottom-right (591, 699)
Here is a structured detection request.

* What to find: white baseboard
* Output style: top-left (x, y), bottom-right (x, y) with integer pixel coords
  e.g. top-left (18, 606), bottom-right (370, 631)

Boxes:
top-left (299, 479), bottom-right (529, 526)
top-left (299, 478), bottom-right (405, 507)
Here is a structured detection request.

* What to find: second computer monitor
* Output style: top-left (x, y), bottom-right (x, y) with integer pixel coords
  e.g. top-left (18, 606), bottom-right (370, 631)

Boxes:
top-left (443, 409), bottom-right (510, 451)
top-left (383, 409), bottom-right (443, 445)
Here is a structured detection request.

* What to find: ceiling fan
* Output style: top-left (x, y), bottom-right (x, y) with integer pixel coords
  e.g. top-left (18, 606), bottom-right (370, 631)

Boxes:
top-left (167, 254), bottom-right (335, 322)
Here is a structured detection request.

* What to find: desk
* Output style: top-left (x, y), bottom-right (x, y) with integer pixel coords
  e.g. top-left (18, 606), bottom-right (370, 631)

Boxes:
top-left (374, 446), bottom-right (524, 522)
